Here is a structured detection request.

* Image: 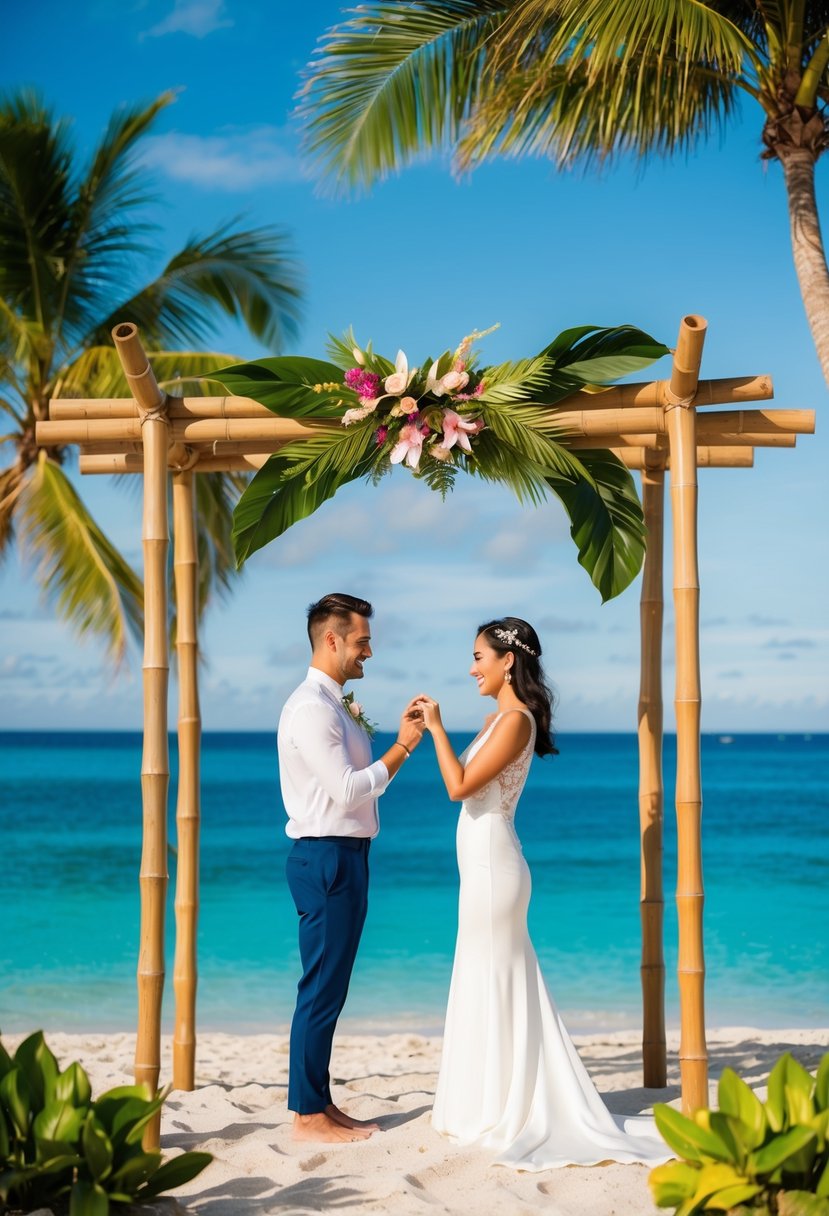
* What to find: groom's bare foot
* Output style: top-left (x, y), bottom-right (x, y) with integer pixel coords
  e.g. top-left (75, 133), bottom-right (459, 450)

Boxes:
top-left (292, 1112), bottom-right (373, 1142)
top-left (326, 1102), bottom-right (381, 1132)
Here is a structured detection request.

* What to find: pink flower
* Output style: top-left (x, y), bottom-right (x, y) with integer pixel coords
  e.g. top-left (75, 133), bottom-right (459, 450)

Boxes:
top-left (375, 425), bottom-right (388, 445)
top-left (344, 369), bottom-right (382, 400)
top-left (440, 409), bottom-right (482, 453)
top-left (389, 422), bottom-right (425, 469)
top-left (348, 699), bottom-right (363, 718)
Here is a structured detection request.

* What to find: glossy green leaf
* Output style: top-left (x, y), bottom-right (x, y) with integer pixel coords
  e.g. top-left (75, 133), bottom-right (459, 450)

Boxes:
top-left (137, 1150), bottom-right (213, 1199)
top-left (787, 1082), bottom-right (817, 1126)
top-left (82, 1112), bottom-right (113, 1181)
top-left (546, 450), bottom-right (646, 601)
top-left (816, 1156), bottom-right (829, 1197)
top-left (55, 1062), bottom-right (92, 1107)
top-left (92, 1084), bottom-right (151, 1133)
top-left (33, 1099), bottom-right (85, 1144)
top-left (649, 1159), bottom-right (699, 1206)
top-left (706, 1181), bottom-right (765, 1209)
top-left (769, 1055), bottom-right (794, 1132)
top-left (718, 1069), bottom-right (767, 1147)
top-left (1, 1067), bottom-right (31, 1137)
top-left (816, 1054), bottom-right (829, 1113)
top-left (211, 356), bottom-right (349, 417)
top-left (14, 1031), bottom-right (59, 1109)
top-left (70, 1178), bottom-right (109, 1216)
top-left (122, 1092), bottom-right (167, 1145)
top-left (108, 1150), bottom-right (161, 1192)
top-left (232, 427), bottom-right (376, 565)
top-left (0, 1039), bottom-right (13, 1082)
top-left (751, 1126), bottom-right (817, 1173)
top-left (539, 324), bottom-right (671, 386)
top-left (654, 1103), bottom-right (731, 1163)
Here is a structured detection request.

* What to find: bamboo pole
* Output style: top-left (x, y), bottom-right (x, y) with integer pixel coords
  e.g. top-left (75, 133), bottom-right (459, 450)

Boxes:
top-left (614, 447), bottom-right (755, 469)
top-left (172, 471), bottom-right (201, 1091)
top-left (79, 452), bottom-right (271, 475)
top-left (36, 406), bottom-right (815, 449)
top-left (638, 450), bottom-right (667, 1087)
top-left (570, 431), bottom-right (795, 449)
top-left (666, 315), bottom-right (708, 1113)
top-left (48, 372), bottom-right (774, 420)
top-left (113, 323), bottom-right (169, 1149)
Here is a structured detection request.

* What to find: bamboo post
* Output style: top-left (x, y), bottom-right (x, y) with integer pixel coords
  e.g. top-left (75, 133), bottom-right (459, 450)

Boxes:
top-left (172, 467), bottom-right (201, 1091)
top-left (113, 323), bottom-right (169, 1149)
top-left (664, 315), bottom-right (708, 1113)
top-left (638, 449), bottom-right (667, 1088)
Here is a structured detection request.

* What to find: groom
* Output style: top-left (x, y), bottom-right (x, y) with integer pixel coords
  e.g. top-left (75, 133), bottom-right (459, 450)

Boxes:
top-left (278, 592), bottom-right (423, 1143)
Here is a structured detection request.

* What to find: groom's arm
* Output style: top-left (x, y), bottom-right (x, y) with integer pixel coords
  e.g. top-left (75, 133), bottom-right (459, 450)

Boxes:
top-left (291, 701), bottom-right (391, 812)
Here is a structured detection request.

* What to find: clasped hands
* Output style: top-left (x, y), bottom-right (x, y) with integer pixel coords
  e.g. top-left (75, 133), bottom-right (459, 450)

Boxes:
top-left (398, 694), bottom-right (442, 750)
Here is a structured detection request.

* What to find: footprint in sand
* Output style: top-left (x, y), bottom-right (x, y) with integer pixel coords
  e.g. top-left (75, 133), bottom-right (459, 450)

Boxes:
top-left (299, 1153), bottom-right (328, 1172)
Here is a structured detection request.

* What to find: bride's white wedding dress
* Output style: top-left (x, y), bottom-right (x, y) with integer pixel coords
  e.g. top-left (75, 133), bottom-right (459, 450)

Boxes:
top-left (431, 708), bottom-right (670, 1170)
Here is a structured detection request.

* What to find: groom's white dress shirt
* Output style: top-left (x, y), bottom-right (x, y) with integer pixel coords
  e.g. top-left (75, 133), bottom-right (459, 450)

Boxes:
top-left (278, 666), bottom-right (390, 840)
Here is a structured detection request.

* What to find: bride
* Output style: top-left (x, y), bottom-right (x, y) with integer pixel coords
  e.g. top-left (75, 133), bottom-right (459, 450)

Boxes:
top-left (414, 617), bottom-right (669, 1171)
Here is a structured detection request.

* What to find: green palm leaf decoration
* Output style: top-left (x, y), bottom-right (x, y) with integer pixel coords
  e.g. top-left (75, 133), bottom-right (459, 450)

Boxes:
top-left (221, 323), bottom-right (670, 601)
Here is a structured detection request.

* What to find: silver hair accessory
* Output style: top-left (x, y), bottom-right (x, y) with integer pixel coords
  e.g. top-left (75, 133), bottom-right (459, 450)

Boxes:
top-left (492, 626), bottom-right (538, 658)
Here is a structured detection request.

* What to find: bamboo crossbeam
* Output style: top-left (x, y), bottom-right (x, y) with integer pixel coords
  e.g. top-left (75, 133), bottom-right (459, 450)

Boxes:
top-left (614, 447), bottom-right (754, 469)
top-left (666, 315), bottom-right (708, 1114)
top-left (114, 323), bottom-right (169, 1150)
top-left (36, 407), bottom-right (814, 449)
top-left (172, 472), bottom-right (200, 1092)
top-left (572, 432), bottom-right (789, 451)
top-left (638, 452), bottom-right (666, 1087)
top-left (49, 373), bottom-right (774, 422)
top-left (79, 452), bottom-right (270, 474)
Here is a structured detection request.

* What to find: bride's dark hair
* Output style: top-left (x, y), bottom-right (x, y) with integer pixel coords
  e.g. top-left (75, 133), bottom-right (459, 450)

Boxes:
top-left (477, 616), bottom-right (558, 757)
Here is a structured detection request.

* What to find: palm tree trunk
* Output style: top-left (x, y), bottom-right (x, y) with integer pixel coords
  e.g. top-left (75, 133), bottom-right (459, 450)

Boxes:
top-left (779, 147), bottom-right (829, 387)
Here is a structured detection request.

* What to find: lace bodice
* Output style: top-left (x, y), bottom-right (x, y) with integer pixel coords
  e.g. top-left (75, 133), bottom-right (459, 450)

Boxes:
top-left (459, 709), bottom-right (536, 821)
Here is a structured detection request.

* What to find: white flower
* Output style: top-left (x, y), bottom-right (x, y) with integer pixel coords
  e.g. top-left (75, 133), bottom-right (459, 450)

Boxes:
top-left (384, 349), bottom-right (415, 396)
top-left (426, 359), bottom-right (469, 397)
top-left (342, 401), bottom-right (378, 425)
top-left (352, 346), bottom-right (366, 365)
top-left (348, 699), bottom-right (362, 717)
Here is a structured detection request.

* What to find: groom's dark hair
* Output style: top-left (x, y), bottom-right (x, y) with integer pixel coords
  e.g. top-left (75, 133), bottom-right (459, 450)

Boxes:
top-left (307, 592), bottom-right (374, 646)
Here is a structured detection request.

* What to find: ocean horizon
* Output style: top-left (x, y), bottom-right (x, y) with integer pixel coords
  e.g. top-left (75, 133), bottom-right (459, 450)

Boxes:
top-left (2, 730), bottom-right (827, 1036)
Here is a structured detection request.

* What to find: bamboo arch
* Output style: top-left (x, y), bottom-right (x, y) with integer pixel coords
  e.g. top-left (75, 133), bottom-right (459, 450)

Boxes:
top-left (37, 315), bottom-right (815, 1144)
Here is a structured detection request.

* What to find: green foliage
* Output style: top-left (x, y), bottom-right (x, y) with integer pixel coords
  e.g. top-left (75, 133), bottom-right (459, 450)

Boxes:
top-left (224, 322), bottom-right (669, 601)
top-left (650, 1051), bottom-right (829, 1216)
top-left (0, 1031), bottom-right (211, 1216)
top-left (0, 89), bottom-right (302, 657)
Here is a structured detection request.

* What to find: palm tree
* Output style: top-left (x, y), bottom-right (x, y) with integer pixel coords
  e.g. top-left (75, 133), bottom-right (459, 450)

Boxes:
top-left (0, 90), bottom-right (302, 657)
top-left (299, 0), bottom-right (829, 385)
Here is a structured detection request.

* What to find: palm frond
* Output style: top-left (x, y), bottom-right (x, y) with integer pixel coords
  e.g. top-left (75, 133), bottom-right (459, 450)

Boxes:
top-left (0, 460), bottom-right (24, 560)
top-left (480, 400), bottom-right (588, 480)
top-left (84, 223), bottom-right (302, 353)
top-left (476, 355), bottom-right (552, 402)
top-left (56, 346), bottom-right (239, 399)
top-left (299, 0), bottom-right (509, 190)
top-left (233, 424), bottom-right (376, 565)
top-left (54, 95), bottom-right (175, 347)
top-left (17, 453), bottom-right (143, 659)
top-left (0, 91), bottom-right (76, 333)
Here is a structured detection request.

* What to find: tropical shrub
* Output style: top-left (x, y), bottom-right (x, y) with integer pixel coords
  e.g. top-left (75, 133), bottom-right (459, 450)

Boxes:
top-left (0, 1031), bottom-right (211, 1215)
top-left (650, 1051), bottom-right (829, 1216)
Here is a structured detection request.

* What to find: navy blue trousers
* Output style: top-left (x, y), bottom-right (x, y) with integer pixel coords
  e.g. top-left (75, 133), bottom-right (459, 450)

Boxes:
top-left (286, 836), bottom-right (370, 1114)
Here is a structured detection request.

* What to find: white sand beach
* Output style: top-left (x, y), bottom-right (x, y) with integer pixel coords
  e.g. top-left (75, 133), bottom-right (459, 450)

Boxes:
top-left (7, 1027), bottom-right (827, 1216)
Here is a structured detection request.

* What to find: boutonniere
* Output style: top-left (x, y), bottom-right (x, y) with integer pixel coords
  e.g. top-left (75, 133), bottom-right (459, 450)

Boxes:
top-left (342, 691), bottom-right (377, 737)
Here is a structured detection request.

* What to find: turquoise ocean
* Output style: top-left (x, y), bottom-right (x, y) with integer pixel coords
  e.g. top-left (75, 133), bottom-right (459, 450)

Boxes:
top-left (1, 731), bottom-right (827, 1035)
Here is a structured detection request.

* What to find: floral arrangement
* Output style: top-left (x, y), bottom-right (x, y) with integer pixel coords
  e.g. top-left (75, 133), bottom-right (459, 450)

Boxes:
top-left (336, 324), bottom-right (499, 472)
top-left (214, 322), bottom-right (671, 602)
top-left (342, 691), bottom-right (376, 737)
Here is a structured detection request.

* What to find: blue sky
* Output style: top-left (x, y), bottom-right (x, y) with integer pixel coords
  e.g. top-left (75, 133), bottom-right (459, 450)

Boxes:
top-left (1, 0), bottom-right (827, 732)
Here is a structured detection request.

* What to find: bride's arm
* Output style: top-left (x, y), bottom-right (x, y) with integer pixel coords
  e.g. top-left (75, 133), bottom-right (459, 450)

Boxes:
top-left (414, 698), bottom-right (531, 801)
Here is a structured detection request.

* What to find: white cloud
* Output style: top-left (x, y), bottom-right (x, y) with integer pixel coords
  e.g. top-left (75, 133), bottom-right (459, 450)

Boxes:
top-left (144, 0), bottom-right (232, 38)
top-left (140, 127), bottom-right (305, 190)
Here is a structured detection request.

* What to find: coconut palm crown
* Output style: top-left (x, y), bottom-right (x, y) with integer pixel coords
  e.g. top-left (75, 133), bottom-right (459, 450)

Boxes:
top-left (299, 0), bottom-right (829, 384)
top-left (0, 90), bottom-right (302, 658)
